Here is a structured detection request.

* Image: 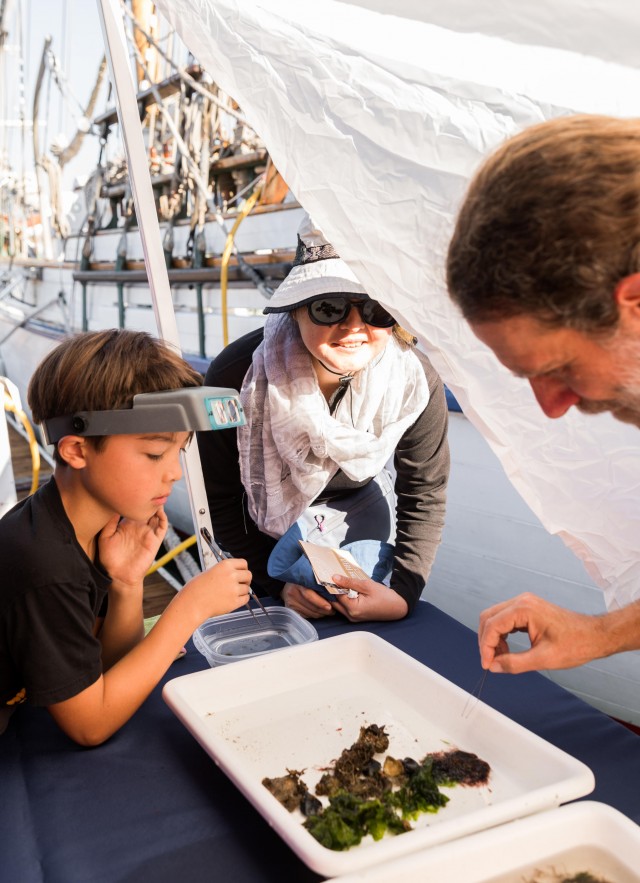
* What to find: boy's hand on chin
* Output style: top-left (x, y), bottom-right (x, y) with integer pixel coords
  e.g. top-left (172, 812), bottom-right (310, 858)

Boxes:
top-left (99, 508), bottom-right (168, 589)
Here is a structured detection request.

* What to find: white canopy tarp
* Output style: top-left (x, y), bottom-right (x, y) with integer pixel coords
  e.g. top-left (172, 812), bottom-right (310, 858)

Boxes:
top-left (155, 0), bottom-right (640, 610)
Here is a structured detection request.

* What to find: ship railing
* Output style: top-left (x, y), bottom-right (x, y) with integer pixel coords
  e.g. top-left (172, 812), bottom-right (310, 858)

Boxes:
top-left (71, 248), bottom-right (293, 358)
top-left (0, 273), bottom-right (25, 303)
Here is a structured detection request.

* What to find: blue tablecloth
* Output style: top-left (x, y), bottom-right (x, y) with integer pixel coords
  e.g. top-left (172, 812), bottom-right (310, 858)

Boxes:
top-left (2, 601), bottom-right (640, 883)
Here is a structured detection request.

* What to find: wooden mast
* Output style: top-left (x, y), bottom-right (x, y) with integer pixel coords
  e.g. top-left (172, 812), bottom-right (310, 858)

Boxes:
top-left (131, 0), bottom-right (159, 87)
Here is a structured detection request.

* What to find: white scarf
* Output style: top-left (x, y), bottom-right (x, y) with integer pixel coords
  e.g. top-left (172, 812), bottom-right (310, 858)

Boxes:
top-left (238, 313), bottom-right (430, 537)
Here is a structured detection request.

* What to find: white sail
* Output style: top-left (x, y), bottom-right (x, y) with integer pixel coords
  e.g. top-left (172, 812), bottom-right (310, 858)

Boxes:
top-left (154, 0), bottom-right (640, 610)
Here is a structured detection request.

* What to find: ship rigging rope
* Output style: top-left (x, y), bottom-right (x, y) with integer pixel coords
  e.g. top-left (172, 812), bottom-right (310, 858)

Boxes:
top-left (46, 45), bottom-right (87, 120)
top-left (220, 180), bottom-right (264, 347)
top-left (127, 40), bottom-right (215, 212)
top-left (54, 57), bottom-right (107, 169)
top-left (119, 0), bottom-right (248, 126)
top-left (127, 36), bottom-right (270, 294)
top-left (42, 155), bottom-right (70, 239)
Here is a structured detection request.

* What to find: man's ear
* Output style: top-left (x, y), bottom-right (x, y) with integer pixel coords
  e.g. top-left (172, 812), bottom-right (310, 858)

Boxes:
top-left (56, 436), bottom-right (90, 470)
top-left (614, 273), bottom-right (640, 329)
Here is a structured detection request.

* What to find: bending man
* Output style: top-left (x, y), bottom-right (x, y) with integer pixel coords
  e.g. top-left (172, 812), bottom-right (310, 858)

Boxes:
top-left (447, 114), bottom-right (640, 674)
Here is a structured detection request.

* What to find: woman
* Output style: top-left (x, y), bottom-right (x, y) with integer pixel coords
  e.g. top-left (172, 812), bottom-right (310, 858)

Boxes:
top-left (198, 216), bottom-right (449, 621)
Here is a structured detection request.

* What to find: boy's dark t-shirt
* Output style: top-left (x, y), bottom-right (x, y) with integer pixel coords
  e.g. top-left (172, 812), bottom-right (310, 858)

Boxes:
top-left (0, 478), bottom-right (110, 715)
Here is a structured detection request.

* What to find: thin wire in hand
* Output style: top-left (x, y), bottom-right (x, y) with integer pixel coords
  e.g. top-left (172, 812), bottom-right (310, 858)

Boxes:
top-left (461, 669), bottom-right (489, 719)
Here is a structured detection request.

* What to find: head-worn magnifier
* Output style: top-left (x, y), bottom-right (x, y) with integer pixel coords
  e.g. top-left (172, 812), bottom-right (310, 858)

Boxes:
top-left (40, 387), bottom-right (245, 446)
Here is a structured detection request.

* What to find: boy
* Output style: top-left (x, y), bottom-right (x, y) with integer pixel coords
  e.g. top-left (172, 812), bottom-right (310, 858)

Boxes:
top-left (0, 329), bottom-right (251, 745)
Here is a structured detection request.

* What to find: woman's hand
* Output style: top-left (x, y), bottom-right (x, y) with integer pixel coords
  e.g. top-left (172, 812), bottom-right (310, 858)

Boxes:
top-left (281, 582), bottom-right (336, 619)
top-left (329, 574), bottom-right (408, 622)
top-left (99, 508), bottom-right (168, 592)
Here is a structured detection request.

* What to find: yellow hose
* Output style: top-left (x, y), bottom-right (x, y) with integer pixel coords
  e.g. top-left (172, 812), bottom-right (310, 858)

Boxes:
top-left (220, 181), bottom-right (264, 348)
top-left (3, 389), bottom-right (41, 496)
top-left (146, 533), bottom-right (197, 576)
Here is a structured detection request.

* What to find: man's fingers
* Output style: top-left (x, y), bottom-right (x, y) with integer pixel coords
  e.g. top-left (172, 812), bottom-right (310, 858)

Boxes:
top-left (480, 635), bottom-right (508, 670)
top-left (488, 647), bottom-right (542, 675)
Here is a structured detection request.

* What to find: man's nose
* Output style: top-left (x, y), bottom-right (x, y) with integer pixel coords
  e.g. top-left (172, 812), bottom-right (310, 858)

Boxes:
top-left (528, 376), bottom-right (581, 418)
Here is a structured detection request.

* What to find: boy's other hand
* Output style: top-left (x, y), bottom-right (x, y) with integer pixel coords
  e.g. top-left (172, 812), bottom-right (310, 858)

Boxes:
top-left (99, 508), bottom-right (168, 590)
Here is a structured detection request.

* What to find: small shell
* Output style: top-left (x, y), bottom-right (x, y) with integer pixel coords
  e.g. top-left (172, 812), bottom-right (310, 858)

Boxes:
top-left (382, 756), bottom-right (405, 778)
top-left (362, 759), bottom-right (382, 777)
top-left (402, 757), bottom-right (421, 776)
top-left (300, 791), bottom-right (323, 817)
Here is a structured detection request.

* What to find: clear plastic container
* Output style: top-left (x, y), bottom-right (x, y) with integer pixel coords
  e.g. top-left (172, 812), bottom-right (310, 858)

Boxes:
top-left (192, 606), bottom-right (318, 666)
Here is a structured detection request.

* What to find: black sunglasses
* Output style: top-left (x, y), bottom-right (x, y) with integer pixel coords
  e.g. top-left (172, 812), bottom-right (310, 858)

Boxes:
top-left (306, 296), bottom-right (396, 328)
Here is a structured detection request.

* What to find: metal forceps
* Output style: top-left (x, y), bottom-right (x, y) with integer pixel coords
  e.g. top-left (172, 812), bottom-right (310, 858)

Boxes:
top-left (200, 527), bottom-right (276, 627)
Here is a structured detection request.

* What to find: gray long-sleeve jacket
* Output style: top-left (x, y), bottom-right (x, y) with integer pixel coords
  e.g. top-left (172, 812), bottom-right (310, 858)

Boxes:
top-left (197, 328), bottom-right (449, 613)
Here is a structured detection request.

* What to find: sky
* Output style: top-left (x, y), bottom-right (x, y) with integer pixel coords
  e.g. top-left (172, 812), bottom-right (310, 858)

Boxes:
top-left (2, 0), bottom-right (109, 189)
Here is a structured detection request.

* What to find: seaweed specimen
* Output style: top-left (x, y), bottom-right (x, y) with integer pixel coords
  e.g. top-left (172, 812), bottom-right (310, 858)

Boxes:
top-left (262, 769), bottom-right (309, 812)
top-left (262, 724), bottom-right (491, 851)
top-left (527, 869), bottom-right (608, 883)
top-left (528, 872), bottom-right (612, 883)
top-left (428, 748), bottom-right (491, 786)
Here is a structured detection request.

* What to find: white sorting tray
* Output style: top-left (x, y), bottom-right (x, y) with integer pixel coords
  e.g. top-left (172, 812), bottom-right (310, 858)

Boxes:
top-left (329, 801), bottom-right (640, 882)
top-left (163, 631), bottom-right (595, 878)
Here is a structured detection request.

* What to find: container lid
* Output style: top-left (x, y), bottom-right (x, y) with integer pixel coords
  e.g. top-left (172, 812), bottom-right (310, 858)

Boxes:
top-left (192, 605), bottom-right (318, 666)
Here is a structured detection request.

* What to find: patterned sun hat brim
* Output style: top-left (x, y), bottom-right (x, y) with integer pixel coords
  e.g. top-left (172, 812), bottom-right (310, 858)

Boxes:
top-left (263, 255), bottom-right (368, 314)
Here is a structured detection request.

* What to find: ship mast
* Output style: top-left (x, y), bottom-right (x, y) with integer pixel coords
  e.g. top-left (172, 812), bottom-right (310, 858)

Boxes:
top-left (31, 35), bottom-right (54, 259)
top-left (0, 0), bottom-right (29, 258)
top-left (131, 0), bottom-right (159, 88)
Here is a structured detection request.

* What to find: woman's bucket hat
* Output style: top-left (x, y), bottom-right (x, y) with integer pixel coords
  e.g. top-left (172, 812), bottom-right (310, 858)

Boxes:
top-left (263, 213), bottom-right (367, 314)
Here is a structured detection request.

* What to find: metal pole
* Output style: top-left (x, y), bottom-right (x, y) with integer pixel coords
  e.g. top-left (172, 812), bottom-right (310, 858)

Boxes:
top-left (95, 0), bottom-right (178, 344)
top-left (95, 0), bottom-right (216, 571)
